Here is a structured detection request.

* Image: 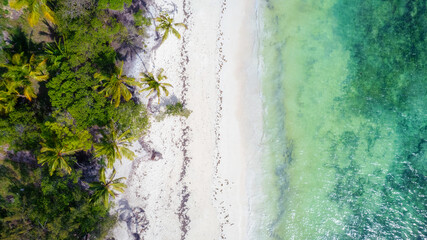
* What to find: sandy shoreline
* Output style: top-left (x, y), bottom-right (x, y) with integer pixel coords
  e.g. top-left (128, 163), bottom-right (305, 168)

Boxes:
top-left (109, 0), bottom-right (262, 239)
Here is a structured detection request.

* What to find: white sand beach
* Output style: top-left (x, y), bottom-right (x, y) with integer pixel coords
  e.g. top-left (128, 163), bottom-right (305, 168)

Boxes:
top-left (109, 0), bottom-right (262, 239)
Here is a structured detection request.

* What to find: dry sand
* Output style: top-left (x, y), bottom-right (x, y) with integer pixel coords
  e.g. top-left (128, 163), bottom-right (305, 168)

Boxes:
top-left (109, 0), bottom-right (262, 239)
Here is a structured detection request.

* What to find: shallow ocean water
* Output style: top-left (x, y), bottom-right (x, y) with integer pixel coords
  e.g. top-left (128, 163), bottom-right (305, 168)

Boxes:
top-left (259, 0), bottom-right (427, 239)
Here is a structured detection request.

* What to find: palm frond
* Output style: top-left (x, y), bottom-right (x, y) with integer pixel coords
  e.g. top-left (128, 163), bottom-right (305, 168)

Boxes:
top-left (99, 168), bottom-right (106, 184)
top-left (42, 5), bottom-right (55, 24)
top-left (109, 168), bottom-right (117, 181)
top-left (161, 86), bottom-right (169, 97)
top-left (111, 183), bottom-right (126, 193)
top-left (161, 29), bottom-right (169, 43)
top-left (11, 53), bottom-right (23, 65)
top-left (174, 23), bottom-right (188, 29)
top-left (121, 87), bottom-right (132, 102)
top-left (171, 28), bottom-right (181, 39)
top-left (157, 68), bottom-right (165, 79)
top-left (94, 72), bottom-right (105, 81)
top-left (28, 9), bottom-right (41, 28)
top-left (156, 89), bottom-right (161, 103)
top-left (117, 129), bottom-right (131, 141)
top-left (49, 158), bottom-right (59, 176)
top-left (146, 88), bottom-right (154, 98)
top-left (118, 61), bottom-right (124, 77)
top-left (23, 85), bottom-right (36, 101)
top-left (9, 0), bottom-right (28, 10)
top-left (120, 147), bottom-right (135, 160)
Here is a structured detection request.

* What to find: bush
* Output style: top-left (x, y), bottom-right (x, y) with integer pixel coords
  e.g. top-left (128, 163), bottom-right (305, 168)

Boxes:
top-left (97, 0), bottom-right (132, 11)
top-left (134, 10), bottom-right (151, 27)
top-left (0, 161), bottom-right (115, 239)
top-left (156, 102), bottom-right (191, 121)
top-left (165, 102), bottom-right (191, 118)
top-left (110, 100), bottom-right (150, 138)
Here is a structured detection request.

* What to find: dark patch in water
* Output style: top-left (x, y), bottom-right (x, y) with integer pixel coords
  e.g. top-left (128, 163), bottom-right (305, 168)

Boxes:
top-left (327, 0), bottom-right (427, 238)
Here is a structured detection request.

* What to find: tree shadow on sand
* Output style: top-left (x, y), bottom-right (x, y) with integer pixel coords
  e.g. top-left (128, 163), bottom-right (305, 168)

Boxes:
top-left (116, 199), bottom-right (150, 240)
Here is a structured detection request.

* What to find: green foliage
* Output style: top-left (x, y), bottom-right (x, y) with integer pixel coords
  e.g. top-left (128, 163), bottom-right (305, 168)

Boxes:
top-left (44, 39), bottom-right (69, 70)
top-left (42, 113), bottom-right (93, 152)
top-left (94, 61), bottom-right (140, 108)
top-left (156, 101), bottom-right (191, 121)
top-left (46, 62), bottom-right (114, 129)
top-left (57, 11), bottom-right (125, 69)
top-left (0, 28), bottom-right (42, 61)
top-left (0, 161), bottom-right (115, 239)
top-left (140, 68), bottom-right (172, 104)
top-left (165, 102), bottom-right (191, 118)
top-left (38, 115), bottom-right (93, 175)
top-left (95, 122), bottom-right (135, 169)
top-left (0, 53), bottom-right (49, 102)
top-left (0, 1), bottom-right (11, 53)
top-left (0, 0), bottom-right (156, 237)
top-left (97, 0), bottom-right (132, 11)
top-left (90, 168), bottom-right (126, 207)
top-left (155, 13), bottom-right (187, 43)
top-left (8, 0), bottom-right (56, 27)
top-left (134, 9), bottom-right (151, 27)
top-left (0, 105), bottom-right (41, 151)
top-left (110, 100), bottom-right (150, 138)
top-left (44, 11), bottom-right (132, 128)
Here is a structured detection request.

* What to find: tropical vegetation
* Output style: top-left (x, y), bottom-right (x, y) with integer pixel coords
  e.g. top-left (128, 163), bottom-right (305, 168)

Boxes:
top-left (90, 168), bottom-right (127, 207)
top-left (1, 53), bottom-right (49, 101)
top-left (155, 12), bottom-right (187, 43)
top-left (0, 0), bottom-right (185, 238)
top-left (95, 122), bottom-right (135, 169)
top-left (97, 0), bottom-right (131, 10)
top-left (140, 68), bottom-right (172, 103)
top-left (8, 0), bottom-right (56, 27)
top-left (165, 101), bottom-right (191, 118)
top-left (155, 101), bottom-right (192, 121)
top-left (38, 142), bottom-right (81, 176)
top-left (94, 61), bottom-right (140, 108)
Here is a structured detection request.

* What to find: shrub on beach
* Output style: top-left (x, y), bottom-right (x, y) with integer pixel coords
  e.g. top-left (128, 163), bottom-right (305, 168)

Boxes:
top-left (165, 102), bottom-right (191, 118)
top-left (155, 101), bottom-right (191, 121)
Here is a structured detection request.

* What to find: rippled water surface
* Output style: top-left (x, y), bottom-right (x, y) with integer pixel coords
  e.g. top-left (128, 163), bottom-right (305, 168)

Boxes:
top-left (260, 0), bottom-right (427, 239)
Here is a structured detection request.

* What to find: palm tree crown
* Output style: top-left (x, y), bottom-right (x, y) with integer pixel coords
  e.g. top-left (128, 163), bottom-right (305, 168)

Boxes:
top-left (1, 53), bottom-right (49, 101)
top-left (9, 0), bottom-right (56, 27)
top-left (90, 168), bottom-right (127, 207)
top-left (45, 38), bottom-right (68, 69)
top-left (95, 123), bottom-right (135, 169)
top-left (155, 13), bottom-right (187, 43)
top-left (140, 68), bottom-right (172, 104)
top-left (37, 142), bottom-right (81, 176)
top-left (94, 62), bottom-right (140, 108)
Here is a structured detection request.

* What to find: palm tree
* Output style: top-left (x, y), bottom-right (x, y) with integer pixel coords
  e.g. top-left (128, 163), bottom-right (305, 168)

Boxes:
top-left (94, 62), bottom-right (141, 108)
top-left (45, 38), bottom-right (68, 68)
top-left (139, 68), bottom-right (172, 104)
top-left (9, 0), bottom-right (55, 27)
top-left (0, 78), bottom-right (21, 113)
top-left (37, 142), bottom-right (81, 176)
top-left (95, 123), bottom-right (135, 169)
top-left (155, 13), bottom-right (187, 43)
top-left (1, 53), bottom-right (49, 101)
top-left (90, 168), bottom-right (127, 207)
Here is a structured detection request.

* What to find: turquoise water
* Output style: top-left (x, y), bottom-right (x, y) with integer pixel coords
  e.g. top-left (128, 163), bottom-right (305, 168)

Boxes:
top-left (260, 0), bottom-right (426, 239)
